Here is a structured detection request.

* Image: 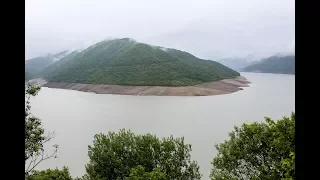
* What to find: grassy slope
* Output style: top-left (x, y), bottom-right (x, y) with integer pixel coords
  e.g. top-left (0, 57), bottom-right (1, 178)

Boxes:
top-left (43, 38), bottom-right (240, 86)
top-left (243, 55), bottom-right (295, 74)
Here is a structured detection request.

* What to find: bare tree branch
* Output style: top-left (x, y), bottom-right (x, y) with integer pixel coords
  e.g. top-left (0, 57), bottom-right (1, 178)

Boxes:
top-left (26, 146), bottom-right (58, 174)
top-left (26, 154), bottom-right (35, 173)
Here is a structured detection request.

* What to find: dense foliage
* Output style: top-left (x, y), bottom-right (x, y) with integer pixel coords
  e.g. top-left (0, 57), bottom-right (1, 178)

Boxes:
top-left (26, 166), bottom-right (72, 180)
top-left (210, 113), bottom-right (295, 180)
top-left (39, 38), bottom-right (239, 86)
top-left (25, 50), bottom-right (70, 80)
top-left (242, 55), bottom-right (295, 74)
top-left (127, 165), bottom-right (167, 180)
top-left (84, 129), bottom-right (202, 180)
top-left (25, 84), bottom-right (58, 176)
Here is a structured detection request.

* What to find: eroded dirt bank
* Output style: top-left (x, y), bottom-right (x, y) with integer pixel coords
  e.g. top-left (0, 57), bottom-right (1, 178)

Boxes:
top-left (43, 76), bottom-right (250, 96)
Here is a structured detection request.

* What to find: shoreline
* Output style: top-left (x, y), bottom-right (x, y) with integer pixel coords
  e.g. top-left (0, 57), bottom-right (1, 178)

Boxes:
top-left (43, 76), bottom-right (250, 96)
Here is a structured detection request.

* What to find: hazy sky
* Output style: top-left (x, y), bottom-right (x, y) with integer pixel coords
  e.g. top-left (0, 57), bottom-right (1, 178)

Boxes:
top-left (26, 0), bottom-right (295, 60)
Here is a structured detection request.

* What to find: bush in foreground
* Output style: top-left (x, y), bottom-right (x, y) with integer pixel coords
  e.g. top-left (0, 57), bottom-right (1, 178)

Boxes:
top-left (26, 166), bottom-right (72, 180)
top-left (210, 113), bottom-right (295, 180)
top-left (84, 129), bottom-right (202, 180)
top-left (126, 165), bottom-right (167, 180)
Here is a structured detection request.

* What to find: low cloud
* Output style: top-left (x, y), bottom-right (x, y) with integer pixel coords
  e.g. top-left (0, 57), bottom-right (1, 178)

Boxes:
top-left (26, 0), bottom-right (295, 60)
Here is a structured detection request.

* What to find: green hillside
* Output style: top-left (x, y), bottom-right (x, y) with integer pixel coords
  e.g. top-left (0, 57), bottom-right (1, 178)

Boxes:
top-left (243, 55), bottom-right (295, 74)
top-left (25, 55), bottom-right (54, 79)
top-left (25, 50), bottom-right (70, 80)
top-left (41, 38), bottom-right (240, 86)
top-left (37, 50), bottom-right (82, 78)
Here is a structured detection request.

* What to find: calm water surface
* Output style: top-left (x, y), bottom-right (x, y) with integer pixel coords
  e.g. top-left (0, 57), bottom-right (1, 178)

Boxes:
top-left (30, 72), bottom-right (295, 179)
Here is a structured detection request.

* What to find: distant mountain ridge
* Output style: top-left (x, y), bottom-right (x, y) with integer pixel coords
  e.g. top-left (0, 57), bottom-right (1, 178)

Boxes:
top-left (242, 55), bottom-right (295, 74)
top-left (37, 50), bottom-right (82, 78)
top-left (217, 58), bottom-right (252, 71)
top-left (25, 50), bottom-right (71, 80)
top-left (27, 38), bottom-right (240, 86)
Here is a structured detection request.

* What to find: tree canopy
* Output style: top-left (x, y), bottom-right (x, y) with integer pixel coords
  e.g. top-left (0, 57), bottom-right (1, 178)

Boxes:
top-left (26, 166), bottom-right (72, 180)
top-left (126, 165), bottom-right (167, 180)
top-left (210, 113), bottom-right (295, 180)
top-left (84, 129), bottom-right (202, 180)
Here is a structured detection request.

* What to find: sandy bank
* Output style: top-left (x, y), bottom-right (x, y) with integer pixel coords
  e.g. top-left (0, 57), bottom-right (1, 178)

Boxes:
top-left (43, 76), bottom-right (250, 96)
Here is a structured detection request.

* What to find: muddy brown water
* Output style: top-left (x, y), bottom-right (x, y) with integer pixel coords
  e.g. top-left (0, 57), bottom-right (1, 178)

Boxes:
top-left (29, 72), bottom-right (295, 179)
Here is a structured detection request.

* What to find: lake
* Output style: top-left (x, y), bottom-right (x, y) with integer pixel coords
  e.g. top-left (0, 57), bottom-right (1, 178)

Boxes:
top-left (30, 72), bottom-right (295, 179)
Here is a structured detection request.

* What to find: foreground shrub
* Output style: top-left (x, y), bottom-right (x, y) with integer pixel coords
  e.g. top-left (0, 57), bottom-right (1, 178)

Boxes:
top-left (26, 166), bottom-right (72, 180)
top-left (210, 113), bottom-right (295, 180)
top-left (85, 129), bottom-right (202, 179)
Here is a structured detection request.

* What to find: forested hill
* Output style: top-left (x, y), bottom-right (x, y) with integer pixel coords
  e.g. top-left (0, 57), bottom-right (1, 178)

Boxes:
top-left (242, 55), bottom-right (295, 74)
top-left (33, 38), bottom-right (240, 86)
top-left (37, 50), bottom-right (82, 79)
top-left (25, 50), bottom-right (70, 80)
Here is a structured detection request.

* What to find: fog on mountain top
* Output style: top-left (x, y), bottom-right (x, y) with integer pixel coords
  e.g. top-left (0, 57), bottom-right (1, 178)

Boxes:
top-left (25, 0), bottom-right (294, 61)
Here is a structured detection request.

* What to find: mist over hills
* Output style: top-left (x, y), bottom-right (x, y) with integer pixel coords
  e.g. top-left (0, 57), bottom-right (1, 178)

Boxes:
top-left (242, 55), bottom-right (295, 74)
top-left (216, 58), bottom-right (252, 71)
top-left (25, 50), bottom-right (71, 80)
top-left (27, 38), bottom-right (240, 86)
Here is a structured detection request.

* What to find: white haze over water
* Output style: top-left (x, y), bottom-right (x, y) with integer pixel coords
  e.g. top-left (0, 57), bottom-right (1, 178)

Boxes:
top-left (26, 0), bottom-right (294, 60)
